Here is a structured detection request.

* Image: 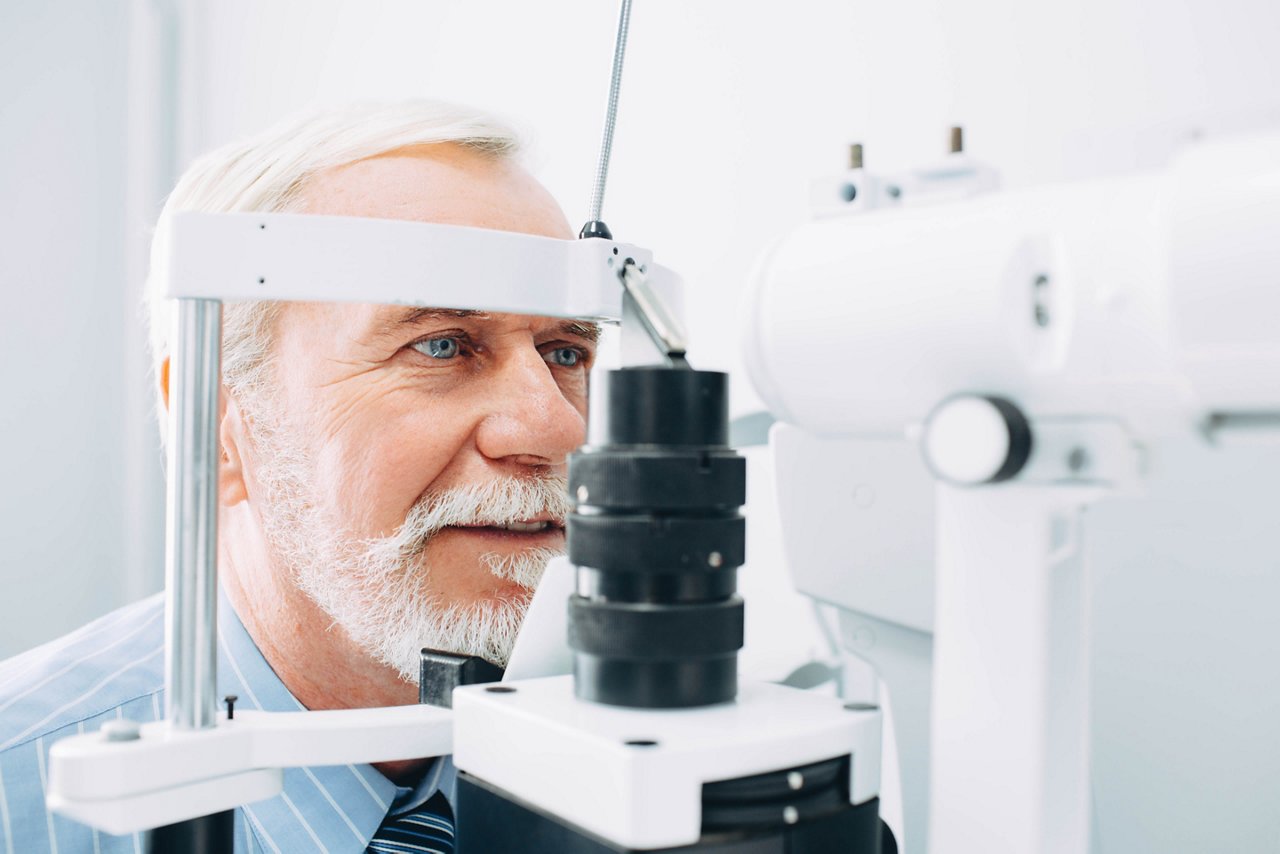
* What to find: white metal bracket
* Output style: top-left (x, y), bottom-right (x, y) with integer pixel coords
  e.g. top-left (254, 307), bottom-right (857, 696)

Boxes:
top-left (162, 211), bottom-right (676, 321)
top-left (47, 704), bottom-right (453, 835)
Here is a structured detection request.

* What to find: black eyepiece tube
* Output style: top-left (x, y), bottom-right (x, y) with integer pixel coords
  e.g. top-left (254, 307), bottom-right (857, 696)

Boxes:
top-left (567, 367), bottom-right (746, 708)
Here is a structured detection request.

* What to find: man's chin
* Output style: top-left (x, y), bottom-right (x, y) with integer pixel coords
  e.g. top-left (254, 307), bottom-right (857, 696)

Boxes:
top-left (488, 549), bottom-right (558, 593)
top-left (481, 578), bottom-right (539, 606)
top-left (420, 531), bottom-right (562, 594)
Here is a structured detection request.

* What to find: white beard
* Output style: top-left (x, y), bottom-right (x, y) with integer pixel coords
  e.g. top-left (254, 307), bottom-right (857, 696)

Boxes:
top-left (247, 408), bottom-right (571, 682)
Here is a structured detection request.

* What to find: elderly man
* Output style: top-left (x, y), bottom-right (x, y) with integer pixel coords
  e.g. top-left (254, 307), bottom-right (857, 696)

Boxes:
top-left (0, 100), bottom-right (595, 853)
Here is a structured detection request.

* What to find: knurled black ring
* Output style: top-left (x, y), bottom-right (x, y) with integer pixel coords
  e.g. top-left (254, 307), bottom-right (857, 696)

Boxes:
top-left (570, 450), bottom-right (745, 511)
top-left (568, 596), bottom-right (744, 659)
top-left (568, 514), bottom-right (745, 572)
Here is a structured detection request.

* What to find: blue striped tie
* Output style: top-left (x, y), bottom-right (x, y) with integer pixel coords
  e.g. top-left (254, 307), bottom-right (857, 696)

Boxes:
top-left (367, 791), bottom-right (455, 854)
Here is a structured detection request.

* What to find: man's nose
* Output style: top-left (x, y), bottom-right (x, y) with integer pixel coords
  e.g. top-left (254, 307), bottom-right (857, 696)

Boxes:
top-left (474, 347), bottom-right (586, 468)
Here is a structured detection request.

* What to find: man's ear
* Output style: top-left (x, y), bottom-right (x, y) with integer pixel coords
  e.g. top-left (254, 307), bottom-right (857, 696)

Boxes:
top-left (163, 356), bottom-right (247, 507)
top-left (160, 356), bottom-right (171, 411)
top-left (220, 393), bottom-right (250, 507)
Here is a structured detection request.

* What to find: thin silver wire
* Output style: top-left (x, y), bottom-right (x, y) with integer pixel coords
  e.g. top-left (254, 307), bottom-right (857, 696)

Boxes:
top-left (588, 0), bottom-right (634, 223)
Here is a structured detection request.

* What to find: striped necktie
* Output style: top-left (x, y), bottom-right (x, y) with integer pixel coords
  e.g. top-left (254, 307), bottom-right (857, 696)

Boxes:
top-left (367, 791), bottom-right (455, 854)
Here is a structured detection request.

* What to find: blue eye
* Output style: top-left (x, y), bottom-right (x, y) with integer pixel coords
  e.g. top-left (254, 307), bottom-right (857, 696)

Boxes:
top-left (547, 347), bottom-right (581, 367)
top-left (416, 337), bottom-right (461, 359)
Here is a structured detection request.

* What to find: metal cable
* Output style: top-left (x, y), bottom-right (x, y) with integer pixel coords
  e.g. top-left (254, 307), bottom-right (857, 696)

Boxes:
top-left (588, 0), bottom-right (634, 223)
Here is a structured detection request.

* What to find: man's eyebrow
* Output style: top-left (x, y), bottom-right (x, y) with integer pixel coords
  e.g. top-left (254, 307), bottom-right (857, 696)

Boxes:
top-left (381, 306), bottom-right (601, 343)
top-left (395, 307), bottom-right (488, 325)
top-left (559, 319), bottom-right (602, 343)
top-left (366, 306), bottom-right (487, 340)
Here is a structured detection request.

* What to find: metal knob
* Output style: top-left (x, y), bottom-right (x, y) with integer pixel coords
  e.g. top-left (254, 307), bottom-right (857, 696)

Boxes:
top-left (922, 395), bottom-right (1033, 485)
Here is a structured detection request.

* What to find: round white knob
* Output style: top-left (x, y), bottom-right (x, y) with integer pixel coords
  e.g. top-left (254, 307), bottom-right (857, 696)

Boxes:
top-left (922, 395), bottom-right (1033, 485)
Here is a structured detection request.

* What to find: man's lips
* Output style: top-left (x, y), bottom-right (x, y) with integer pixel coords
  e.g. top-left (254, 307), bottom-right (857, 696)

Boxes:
top-left (445, 519), bottom-right (565, 536)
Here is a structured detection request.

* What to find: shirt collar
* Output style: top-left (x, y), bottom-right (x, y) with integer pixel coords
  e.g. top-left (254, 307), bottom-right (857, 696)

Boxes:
top-left (216, 584), bottom-right (446, 851)
top-left (388, 755), bottom-right (456, 818)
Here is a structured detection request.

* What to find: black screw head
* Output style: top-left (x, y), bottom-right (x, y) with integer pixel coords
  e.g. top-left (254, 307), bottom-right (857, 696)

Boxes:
top-left (224, 695), bottom-right (239, 719)
top-left (485, 686), bottom-right (517, 694)
top-left (625, 739), bottom-right (659, 747)
top-left (579, 220), bottom-right (613, 240)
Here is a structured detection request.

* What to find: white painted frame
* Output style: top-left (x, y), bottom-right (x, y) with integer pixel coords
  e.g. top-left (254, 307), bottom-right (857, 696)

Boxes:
top-left (162, 211), bottom-right (671, 319)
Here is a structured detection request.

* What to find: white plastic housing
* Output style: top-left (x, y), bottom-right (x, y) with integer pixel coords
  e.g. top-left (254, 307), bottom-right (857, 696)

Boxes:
top-left (744, 133), bottom-right (1280, 437)
top-left (1166, 135), bottom-right (1280, 411)
top-left (453, 676), bottom-right (881, 851)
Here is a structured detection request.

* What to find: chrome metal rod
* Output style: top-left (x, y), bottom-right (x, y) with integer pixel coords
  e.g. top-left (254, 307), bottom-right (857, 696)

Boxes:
top-left (620, 260), bottom-right (689, 366)
top-left (165, 298), bottom-right (222, 729)
top-left (587, 0), bottom-right (634, 223)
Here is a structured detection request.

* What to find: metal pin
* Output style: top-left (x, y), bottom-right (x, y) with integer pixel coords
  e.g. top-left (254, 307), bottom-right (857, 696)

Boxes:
top-left (708, 551), bottom-right (724, 568)
top-left (848, 143), bottom-right (864, 170)
top-left (787, 771), bottom-right (804, 791)
top-left (783, 806), bottom-right (800, 825)
top-left (576, 485), bottom-right (590, 503)
top-left (102, 720), bottom-right (142, 742)
top-left (949, 125), bottom-right (964, 154)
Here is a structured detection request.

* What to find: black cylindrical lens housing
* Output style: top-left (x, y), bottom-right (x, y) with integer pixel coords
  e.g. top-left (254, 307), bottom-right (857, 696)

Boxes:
top-left (567, 367), bottom-right (746, 708)
top-left (604, 368), bottom-right (730, 446)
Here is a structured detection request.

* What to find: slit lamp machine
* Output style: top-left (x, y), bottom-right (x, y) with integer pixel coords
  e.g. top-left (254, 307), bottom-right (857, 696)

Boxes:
top-left (41, 1), bottom-right (1280, 851)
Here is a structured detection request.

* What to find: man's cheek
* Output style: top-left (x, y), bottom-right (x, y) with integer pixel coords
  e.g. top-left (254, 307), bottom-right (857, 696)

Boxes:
top-left (342, 439), bottom-right (461, 534)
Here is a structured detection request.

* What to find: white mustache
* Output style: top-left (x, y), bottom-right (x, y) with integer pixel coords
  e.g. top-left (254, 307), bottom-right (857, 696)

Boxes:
top-left (375, 476), bottom-right (572, 558)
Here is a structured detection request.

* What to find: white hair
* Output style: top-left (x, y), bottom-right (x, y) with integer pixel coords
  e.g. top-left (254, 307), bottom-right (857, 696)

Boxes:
top-left (145, 99), bottom-right (522, 426)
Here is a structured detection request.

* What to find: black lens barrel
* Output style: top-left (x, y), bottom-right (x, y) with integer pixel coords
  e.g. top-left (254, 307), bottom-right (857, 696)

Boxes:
top-left (567, 367), bottom-right (746, 708)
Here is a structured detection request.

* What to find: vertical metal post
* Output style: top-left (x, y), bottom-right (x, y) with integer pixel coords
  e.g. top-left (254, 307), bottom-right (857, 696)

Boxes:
top-left (165, 297), bottom-right (222, 730)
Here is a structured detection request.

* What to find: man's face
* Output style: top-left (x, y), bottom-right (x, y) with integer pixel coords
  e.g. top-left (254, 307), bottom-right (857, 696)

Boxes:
top-left (235, 144), bottom-right (591, 677)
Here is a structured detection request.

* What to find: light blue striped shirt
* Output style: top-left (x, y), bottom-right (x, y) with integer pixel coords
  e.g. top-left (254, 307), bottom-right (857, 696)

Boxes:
top-left (0, 590), bottom-right (452, 853)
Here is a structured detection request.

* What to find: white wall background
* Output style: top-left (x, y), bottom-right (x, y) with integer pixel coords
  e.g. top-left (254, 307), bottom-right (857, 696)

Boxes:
top-left (178, 0), bottom-right (1280, 414)
top-left (0, 2), bottom-right (166, 659)
top-left (2, 1), bottom-right (1279, 850)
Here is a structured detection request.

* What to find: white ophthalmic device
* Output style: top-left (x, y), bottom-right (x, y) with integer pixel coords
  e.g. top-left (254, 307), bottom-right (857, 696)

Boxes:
top-left (747, 125), bottom-right (1280, 851)
top-left (44, 0), bottom-right (1280, 851)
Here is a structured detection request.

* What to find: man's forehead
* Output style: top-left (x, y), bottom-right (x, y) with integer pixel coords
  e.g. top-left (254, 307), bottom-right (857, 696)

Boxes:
top-left (294, 144), bottom-right (573, 240)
